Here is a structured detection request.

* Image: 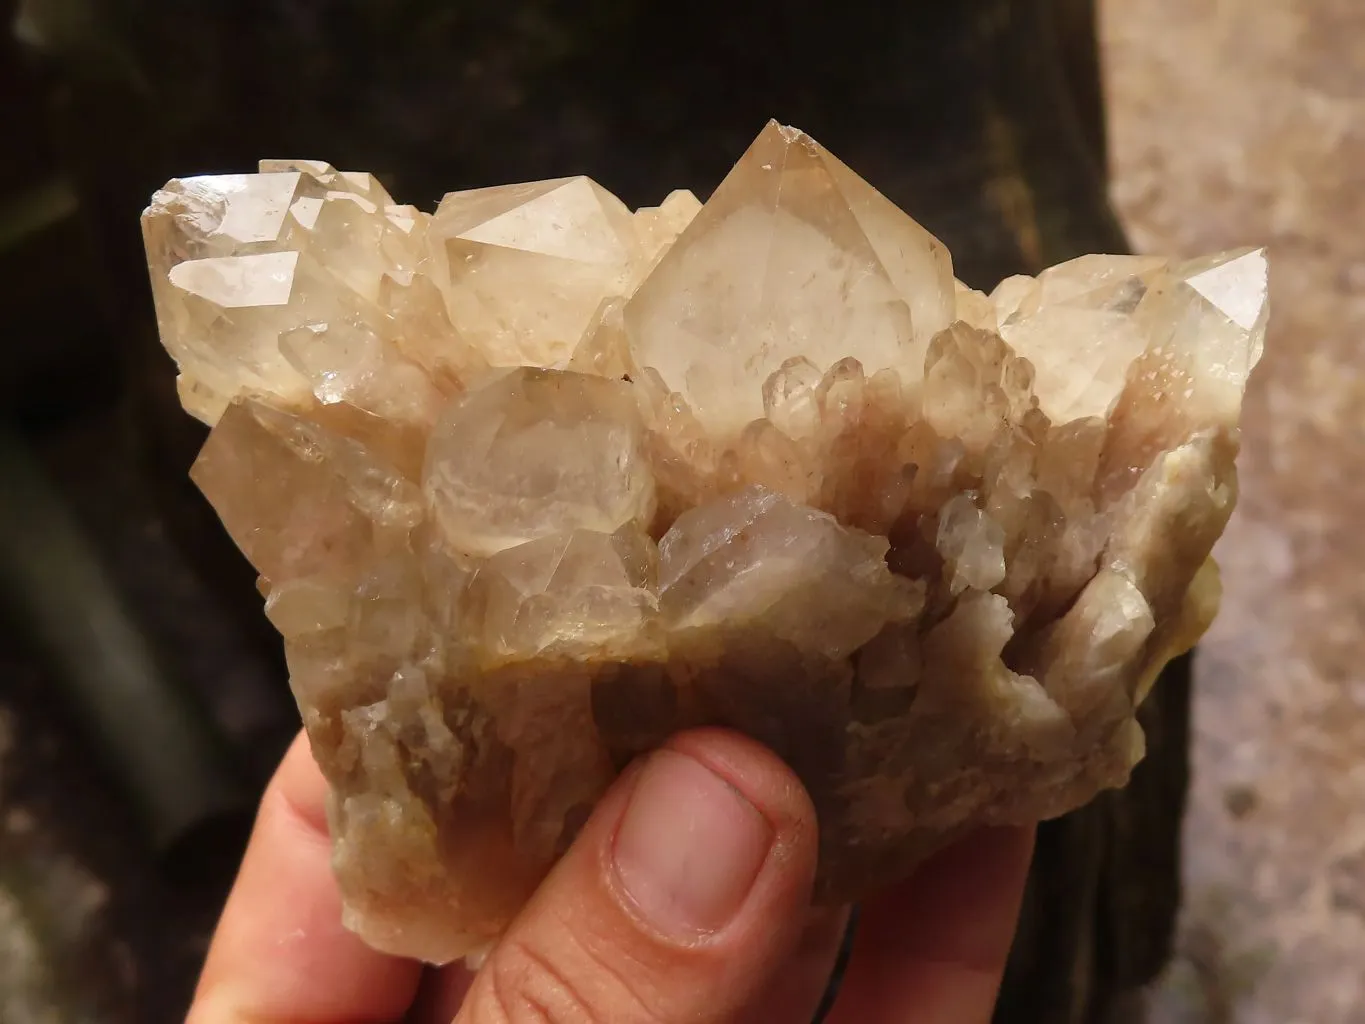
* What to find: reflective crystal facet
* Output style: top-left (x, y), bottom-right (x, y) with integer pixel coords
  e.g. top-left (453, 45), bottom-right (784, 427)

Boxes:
top-left (429, 177), bottom-right (644, 368)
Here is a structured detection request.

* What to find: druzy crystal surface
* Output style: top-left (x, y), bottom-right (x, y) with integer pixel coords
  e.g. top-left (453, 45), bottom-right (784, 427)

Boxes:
top-left (142, 123), bottom-right (1265, 964)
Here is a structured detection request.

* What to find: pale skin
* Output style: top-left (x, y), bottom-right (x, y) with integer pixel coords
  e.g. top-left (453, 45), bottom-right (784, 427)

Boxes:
top-left (188, 728), bottom-right (1034, 1023)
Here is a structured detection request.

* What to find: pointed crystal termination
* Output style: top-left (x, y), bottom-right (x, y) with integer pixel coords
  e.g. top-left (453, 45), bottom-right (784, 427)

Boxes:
top-left (659, 486), bottom-right (922, 660)
top-left (428, 177), bottom-right (645, 368)
top-left (624, 120), bottom-right (954, 433)
top-left (423, 368), bottom-right (656, 558)
top-left (472, 527), bottom-right (659, 663)
top-left (142, 121), bottom-right (1264, 965)
top-left (142, 162), bottom-right (446, 426)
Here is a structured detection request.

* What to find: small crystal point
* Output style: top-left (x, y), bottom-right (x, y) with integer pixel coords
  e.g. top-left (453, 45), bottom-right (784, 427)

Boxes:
top-left (153, 251), bottom-right (312, 421)
top-left (1182, 247), bottom-right (1268, 333)
top-left (633, 188), bottom-right (703, 268)
top-left (762, 357), bottom-right (824, 440)
top-left (1153, 246), bottom-right (1269, 391)
top-left (474, 527), bottom-right (659, 661)
top-left (997, 255), bottom-right (1165, 424)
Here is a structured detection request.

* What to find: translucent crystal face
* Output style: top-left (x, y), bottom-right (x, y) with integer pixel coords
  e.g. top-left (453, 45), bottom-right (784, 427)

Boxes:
top-left (624, 122), bottom-right (954, 433)
top-left (143, 122), bottom-right (1264, 965)
top-left (429, 177), bottom-right (643, 368)
top-left (423, 368), bottom-right (656, 557)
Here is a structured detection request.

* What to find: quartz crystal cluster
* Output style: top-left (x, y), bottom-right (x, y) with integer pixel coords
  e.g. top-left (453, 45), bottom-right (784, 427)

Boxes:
top-left (142, 123), bottom-right (1265, 964)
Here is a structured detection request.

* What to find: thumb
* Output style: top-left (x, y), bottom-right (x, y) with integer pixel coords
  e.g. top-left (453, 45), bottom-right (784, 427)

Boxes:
top-left (457, 729), bottom-right (820, 1023)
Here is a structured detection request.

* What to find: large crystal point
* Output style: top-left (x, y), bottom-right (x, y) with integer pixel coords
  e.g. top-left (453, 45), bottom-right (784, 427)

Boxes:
top-left (429, 177), bottom-right (644, 367)
top-left (625, 121), bottom-right (954, 432)
top-left (142, 122), bottom-right (1264, 965)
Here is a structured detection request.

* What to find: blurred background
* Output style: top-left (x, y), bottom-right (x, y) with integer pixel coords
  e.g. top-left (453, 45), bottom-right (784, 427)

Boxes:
top-left (0, 1), bottom-right (1360, 1021)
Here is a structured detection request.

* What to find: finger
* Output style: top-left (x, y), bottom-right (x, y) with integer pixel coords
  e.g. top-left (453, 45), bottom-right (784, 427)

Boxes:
top-left (826, 826), bottom-right (1035, 1024)
top-left (457, 728), bottom-right (819, 1023)
top-left (735, 905), bottom-right (851, 1023)
top-left (187, 731), bottom-right (422, 1024)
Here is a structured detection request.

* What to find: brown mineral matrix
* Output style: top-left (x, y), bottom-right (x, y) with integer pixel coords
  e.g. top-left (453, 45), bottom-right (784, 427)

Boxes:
top-left (142, 124), bottom-right (1265, 964)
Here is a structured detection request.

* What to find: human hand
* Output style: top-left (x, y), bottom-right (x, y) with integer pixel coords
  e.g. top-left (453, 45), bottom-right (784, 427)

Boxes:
top-left (187, 729), bottom-right (1033, 1023)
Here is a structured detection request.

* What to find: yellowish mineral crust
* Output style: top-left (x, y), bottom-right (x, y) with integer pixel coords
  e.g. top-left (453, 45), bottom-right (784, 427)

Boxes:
top-left (142, 124), bottom-right (1264, 964)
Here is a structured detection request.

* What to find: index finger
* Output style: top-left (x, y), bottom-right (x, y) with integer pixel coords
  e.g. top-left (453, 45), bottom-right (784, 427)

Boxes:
top-left (187, 731), bottom-right (422, 1023)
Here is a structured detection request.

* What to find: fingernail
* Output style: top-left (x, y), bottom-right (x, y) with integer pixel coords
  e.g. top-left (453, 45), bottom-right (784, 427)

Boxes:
top-left (612, 750), bottom-right (773, 938)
